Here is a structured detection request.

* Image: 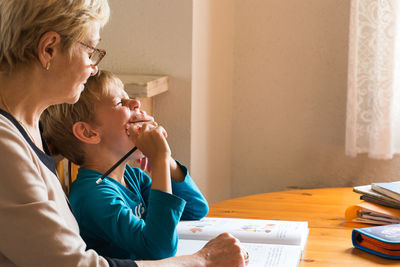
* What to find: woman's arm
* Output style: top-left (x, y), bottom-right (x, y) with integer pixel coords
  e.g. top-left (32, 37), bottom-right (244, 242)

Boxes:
top-left (0, 120), bottom-right (110, 267)
top-left (136, 233), bottom-right (246, 267)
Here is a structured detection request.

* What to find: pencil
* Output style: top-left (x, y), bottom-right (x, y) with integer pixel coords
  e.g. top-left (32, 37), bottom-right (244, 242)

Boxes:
top-left (96, 146), bottom-right (138, 184)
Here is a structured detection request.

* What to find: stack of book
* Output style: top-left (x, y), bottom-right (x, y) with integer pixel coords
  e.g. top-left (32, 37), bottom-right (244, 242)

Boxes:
top-left (346, 182), bottom-right (400, 225)
top-left (348, 182), bottom-right (400, 259)
top-left (355, 182), bottom-right (400, 209)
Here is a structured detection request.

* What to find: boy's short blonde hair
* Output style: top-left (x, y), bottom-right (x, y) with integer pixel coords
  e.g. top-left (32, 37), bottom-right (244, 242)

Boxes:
top-left (41, 70), bottom-right (123, 165)
top-left (0, 0), bottom-right (110, 72)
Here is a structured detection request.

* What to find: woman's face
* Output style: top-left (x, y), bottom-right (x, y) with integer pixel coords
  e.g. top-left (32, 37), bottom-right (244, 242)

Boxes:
top-left (51, 22), bottom-right (101, 105)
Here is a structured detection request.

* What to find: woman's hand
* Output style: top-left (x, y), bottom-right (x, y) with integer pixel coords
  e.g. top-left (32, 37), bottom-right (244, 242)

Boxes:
top-left (195, 233), bottom-right (248, 267)
top-left (136, 232), bottom-right (248, 267)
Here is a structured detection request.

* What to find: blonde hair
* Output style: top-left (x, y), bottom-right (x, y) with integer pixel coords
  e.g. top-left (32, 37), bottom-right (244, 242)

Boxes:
top-left (0, 0), bottom-right (110, 72)
top-left (41, 70), bottom-right (123, 165)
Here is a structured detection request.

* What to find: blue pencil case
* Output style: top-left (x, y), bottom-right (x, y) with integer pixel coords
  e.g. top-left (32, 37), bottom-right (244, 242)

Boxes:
top-left (352, 224), bottom-right (400, 259)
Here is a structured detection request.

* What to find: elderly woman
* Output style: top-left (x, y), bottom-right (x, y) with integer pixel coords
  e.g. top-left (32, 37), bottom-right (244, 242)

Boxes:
top-left (0, 1), bottom-right (247, 266)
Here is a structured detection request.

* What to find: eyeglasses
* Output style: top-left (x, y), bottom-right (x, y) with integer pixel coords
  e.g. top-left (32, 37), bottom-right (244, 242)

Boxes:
top-left (77, 41), bottom-right (106, 66)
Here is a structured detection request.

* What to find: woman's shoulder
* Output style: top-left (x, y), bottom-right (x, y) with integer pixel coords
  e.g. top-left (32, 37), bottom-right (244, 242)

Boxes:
top-left (0, 111), bottom-right (46, 167)
top-left (0, 112), bottom-right (25, 143)
top-left (0, 110), bottom-right (41, 157)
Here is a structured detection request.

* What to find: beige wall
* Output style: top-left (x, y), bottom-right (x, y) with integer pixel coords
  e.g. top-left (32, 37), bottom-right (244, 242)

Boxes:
top-left (101, 0), bottom-right (193, 168)
top-left (101, 0), bottom-right (234, 203)
top-left (231, 0), bottom-right (400, 197)
top-left (101, 0), bottom-right (400, 204)
top-left (191, 0), bottom-right (234, 203)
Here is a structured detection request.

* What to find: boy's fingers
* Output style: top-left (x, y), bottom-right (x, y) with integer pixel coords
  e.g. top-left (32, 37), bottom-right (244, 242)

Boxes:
top-left (129, 123), bottom-right (166, 140)
top-left (142, 121), bottom-right (157, 130)
top-left (140, 109), bottom-right (154, 120)
top-left (139, 123), bottom-right (150, 133)
top-left (140, 157), bottom-right (147, 170)
top-left (157, 126), bottom-right (168, 138)
top-left (147, 161), bottom-right (152, 173)
top-left (136, 109), bottom-right (154, 123)
top-left (128, 125), bottom-right (140, 139)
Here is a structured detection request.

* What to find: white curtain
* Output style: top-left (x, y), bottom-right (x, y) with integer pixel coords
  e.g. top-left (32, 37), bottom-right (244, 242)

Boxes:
top-left (346, 0), bottom-right (400, 159)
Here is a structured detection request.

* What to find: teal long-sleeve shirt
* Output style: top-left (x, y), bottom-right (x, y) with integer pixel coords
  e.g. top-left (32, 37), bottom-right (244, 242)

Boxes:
top-left (68, 162), bottom-right (209, 260)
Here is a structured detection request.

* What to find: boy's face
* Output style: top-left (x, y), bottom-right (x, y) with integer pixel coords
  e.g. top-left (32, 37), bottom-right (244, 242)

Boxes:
top-left (94, 81), bottom-right (153, 159)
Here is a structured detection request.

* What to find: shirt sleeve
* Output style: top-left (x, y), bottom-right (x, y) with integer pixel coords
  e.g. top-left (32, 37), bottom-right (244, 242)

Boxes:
top-left (80, 183), bottom-right (186, 260)
top-left (105, 257), bottom-right (138, 267)
top-left (0, 122), bottom-right (122, 267)
top-left (138, 169), bottom-right (152, 207)
top-left (171, 161), bottom-right (209, 220)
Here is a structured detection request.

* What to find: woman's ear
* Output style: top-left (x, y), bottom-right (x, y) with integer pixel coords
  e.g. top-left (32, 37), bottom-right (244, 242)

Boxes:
top-left (72, 122), bottom-right (101, 144)
top-left (37, 31), bottom-right (61, 70)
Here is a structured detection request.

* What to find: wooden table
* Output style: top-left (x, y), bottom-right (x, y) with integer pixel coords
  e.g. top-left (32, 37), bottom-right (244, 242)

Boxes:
top-left (208, 187), bottom-right (400, 266)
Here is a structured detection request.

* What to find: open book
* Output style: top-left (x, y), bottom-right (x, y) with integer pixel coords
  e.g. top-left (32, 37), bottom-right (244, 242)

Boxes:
top-left (176, 217), bottom-right (309, 267)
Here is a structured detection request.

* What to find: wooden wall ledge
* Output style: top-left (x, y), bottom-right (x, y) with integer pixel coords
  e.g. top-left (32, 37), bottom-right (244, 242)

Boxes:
top-left (116, 74), bottom-right (169, 98)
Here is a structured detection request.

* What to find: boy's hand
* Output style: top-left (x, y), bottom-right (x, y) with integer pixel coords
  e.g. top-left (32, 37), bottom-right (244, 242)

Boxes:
top-left (137, 157), bottom-right (151, 172)
top-left (132, 109), bottom-right (154, 124)
top-left (128, 122), bottom-right (170, 162)
top-left (129, 123), bottom-right (172, 193)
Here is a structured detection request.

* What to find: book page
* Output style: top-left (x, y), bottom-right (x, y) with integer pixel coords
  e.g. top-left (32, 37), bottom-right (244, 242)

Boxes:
top-left (177, 217), bottom-right (308, 248)
top-left (176, 239), bottom-right (302, 267)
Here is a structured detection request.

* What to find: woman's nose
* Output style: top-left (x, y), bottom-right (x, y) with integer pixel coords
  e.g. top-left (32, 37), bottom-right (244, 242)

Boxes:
top-left (128, 99), bottom-right (141, 110)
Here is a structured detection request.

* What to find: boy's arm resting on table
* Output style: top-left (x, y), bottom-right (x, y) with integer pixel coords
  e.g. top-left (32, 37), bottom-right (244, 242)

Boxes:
top-left (0, 126), bottom-right (111, 267)
top-left (170, 160), bottom-right (209, 220)
top-left (139, 159), bottom-right (208, 220)
top-left (78, 182), bottom-right (186, 260)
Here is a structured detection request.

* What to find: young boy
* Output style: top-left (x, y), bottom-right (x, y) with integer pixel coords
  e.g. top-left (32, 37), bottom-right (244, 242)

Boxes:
top-left (40, 70), bottom-right (209, 260)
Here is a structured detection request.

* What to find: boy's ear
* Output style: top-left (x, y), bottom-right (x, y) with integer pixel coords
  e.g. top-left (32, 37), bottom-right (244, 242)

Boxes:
top-left (72, 122), bottom-right (101, 144)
